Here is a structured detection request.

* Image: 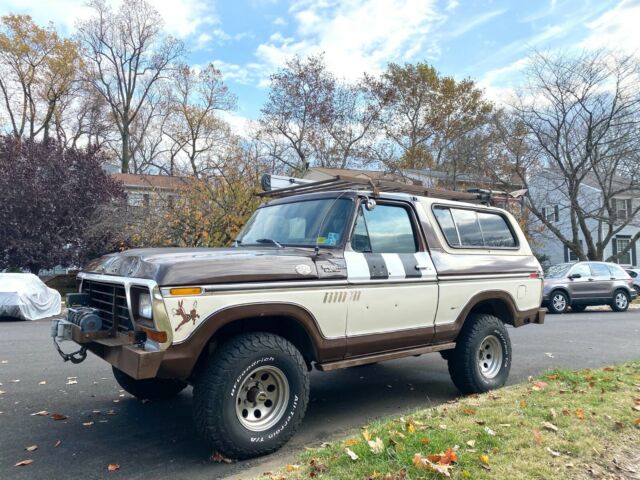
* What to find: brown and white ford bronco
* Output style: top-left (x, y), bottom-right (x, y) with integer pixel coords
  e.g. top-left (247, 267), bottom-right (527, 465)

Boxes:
top-left (52, 176), bottom-right (545, 459)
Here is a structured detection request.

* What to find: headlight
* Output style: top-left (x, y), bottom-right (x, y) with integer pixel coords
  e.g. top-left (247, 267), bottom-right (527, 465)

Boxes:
top-left (138, 293), bottom-right (153, 319)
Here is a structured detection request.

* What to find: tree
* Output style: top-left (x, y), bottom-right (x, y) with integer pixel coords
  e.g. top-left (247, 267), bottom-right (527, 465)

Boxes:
top-left (76, 0), bottom-right (184, 173)
top-left (505, 50), bottom-right (640, 262)
top-left (372, 62), bottom-right (493, 174)
top-left (259, 54), bottom-right (335, 174)
top-left (0, 136), bottom-right (125, 272)
top-left (162, 63), bottom-right (237, 177)
top-left (131, 140), bottom-right (262, 248)
top-left (0, 14), bottom-right (81, 141)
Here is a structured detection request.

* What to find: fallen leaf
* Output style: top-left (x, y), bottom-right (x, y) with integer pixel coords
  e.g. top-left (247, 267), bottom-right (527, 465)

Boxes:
top-left (633, 405), bottom-right (640, 412)
top-left (309, 458), bottom-right (328, 475)
top-left (603, 367), bottom-right (615, 372)
top-left (413, 453), bottom-right (453, 477)
top-left (634, 418), bottom-right (640, 426)
top-left (345, 447), bottom-right (359, 461)
top-left (210, 452), bottom-right (233, 464)
top-left (544, 353), bottom-right (554, 358)
top-left (484, 426), bottom-right (496, 436)
top-left (54, 440), bottom-right (61, 447)
top-left (421, 437), bottom-right (430, 444)
top-left (532, 381), bottom-right (548, 391)
top-left (546, 374), bottom-right (560, 380)
top-left (562, 409), bottom-right (571, 416)
top-left (107, 463), bottom-right (120, 472)
top-left (66, 380), bottom-right (77, 385)
top-left (38, 381), bottom-right (46, 385)
top-left (520, 400), bottom-right (527, 408)
top-left (479, 454), bottom-right (490, 465)
top-left (541, 421), bottom-right (558, 432)
top-left (463, 408), bottom-right (477, 416)
top-left (362, 429), bottom-right (372, 442)
top-left (344, 438), bottom-right (359, 447)
top-left (439, 424), bottom-right (448, 430)
top-left (575, 409), bottom-right (585, 420)
top-left (11, 379), bottom-right (20, 383)
top-left (466, 440), bottom-right (476, 448)
top-left (14, 459), bottom-right (33, 467)
top-left (83, 421), bottom-right (94, 427)
top-left (25, 445), bottom-right (37, 452)
top-left (550, 408), bottom-right (557, 419)
top-left (31, 410), bottom-right (49, 416)
top-left (368, 437), bottom-right (384, 455)
top-left (51, 413), bottom-right (67, 421)
top-left (546, 447), bottom-right (561, 457)
top-left (285, 464), bottom-right (300, 472)
top-left (533, 430), bottom-right (543, 445)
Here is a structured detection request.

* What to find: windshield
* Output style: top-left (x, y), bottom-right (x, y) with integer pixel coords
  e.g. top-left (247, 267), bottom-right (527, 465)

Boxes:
top-left (236, 198), bottom-right (353, 248)
top-left (545, 263), bottom-right (571, 279)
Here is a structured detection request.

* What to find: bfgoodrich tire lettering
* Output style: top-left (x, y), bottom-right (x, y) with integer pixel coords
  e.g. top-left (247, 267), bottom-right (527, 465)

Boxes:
top-left (448, 313), bottom-right (512, 394)
top-left (112, 367), bottom-right (187, 400)
top-left (192, 332), bottom-right (309, 459)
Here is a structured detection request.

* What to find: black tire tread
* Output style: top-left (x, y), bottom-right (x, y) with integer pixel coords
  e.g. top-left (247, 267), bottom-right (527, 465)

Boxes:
top-left (192, 332), bottom-right (309, 459)
top-left (112, 367), bottom-right (187, 400)
top-left (448, 313), bottom-right (510, 395)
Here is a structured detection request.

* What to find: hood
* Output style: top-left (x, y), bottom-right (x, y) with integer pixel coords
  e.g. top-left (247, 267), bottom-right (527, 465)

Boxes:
top-left (83, 247), bottom-right (336, 286)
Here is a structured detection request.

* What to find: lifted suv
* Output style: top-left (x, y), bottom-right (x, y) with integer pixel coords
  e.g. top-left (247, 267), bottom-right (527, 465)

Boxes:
top-left (543, 261), bottom-right (637, 314)
top-left (52, 177), bottom-right (545, 459)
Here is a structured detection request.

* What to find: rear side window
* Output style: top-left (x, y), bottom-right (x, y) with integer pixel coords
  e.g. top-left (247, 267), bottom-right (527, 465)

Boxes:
top-left (608, 264), bottom-right (627, 278)
top-left (433, 206), bottom-right (517, 249)
top-left (589, 263), bottom-right (610, 278)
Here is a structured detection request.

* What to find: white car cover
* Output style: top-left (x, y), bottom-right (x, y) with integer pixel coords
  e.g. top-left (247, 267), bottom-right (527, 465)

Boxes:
top-left (0, 273), bottom-right (61, 320)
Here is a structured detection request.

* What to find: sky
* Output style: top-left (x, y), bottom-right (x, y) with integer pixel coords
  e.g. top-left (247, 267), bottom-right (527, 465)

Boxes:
top-left (2, 0), bottom-right (639, 125)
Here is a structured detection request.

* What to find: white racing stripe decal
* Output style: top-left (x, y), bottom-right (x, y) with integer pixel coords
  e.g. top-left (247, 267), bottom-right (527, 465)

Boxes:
top-left (381, 253), bottom-right (405, 280)
top-left (345, 251), bottom-right (437, 282)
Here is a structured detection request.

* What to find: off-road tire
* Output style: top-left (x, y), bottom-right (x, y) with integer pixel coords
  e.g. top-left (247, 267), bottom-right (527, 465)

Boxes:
top-left (112, 367), bottom-right (187, 400)
top-left (571, 304), bottom-right (587, 313)
top-left (447, 313), bottom-right (512, 394)
top-left (610, 289), bottom-right (630, 312)
top-left (192, 332), bottom-right (309, 459)
top-left (547, 290), bottom-right (569, 314)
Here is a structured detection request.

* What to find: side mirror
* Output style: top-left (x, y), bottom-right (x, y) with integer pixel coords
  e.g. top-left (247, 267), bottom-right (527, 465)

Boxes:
top-left (365, 198), bottom-right (377, 211)
top-left (569, 273), bottom-right (582, 279)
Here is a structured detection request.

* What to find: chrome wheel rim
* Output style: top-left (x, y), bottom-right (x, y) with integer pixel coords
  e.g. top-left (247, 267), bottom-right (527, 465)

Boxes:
top-left (615, 292), bottom-right (628, 309)
top-left (235, 366), bottom-right (289, 432)
top-left (478, 335), bottom-right (503, 379)
top-left (552, 293), bottom-right (566, 312)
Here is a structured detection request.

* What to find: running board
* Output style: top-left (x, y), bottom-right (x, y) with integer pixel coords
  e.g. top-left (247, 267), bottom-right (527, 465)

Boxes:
top-left (316, 342), bottom-right (456, 372)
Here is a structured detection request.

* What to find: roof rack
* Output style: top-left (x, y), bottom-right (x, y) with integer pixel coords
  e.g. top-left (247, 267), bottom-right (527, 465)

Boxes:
top-left (258, 174), bottom-right (491, 204)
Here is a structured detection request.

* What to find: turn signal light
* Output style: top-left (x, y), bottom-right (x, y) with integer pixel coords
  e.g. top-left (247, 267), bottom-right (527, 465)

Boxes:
top-left (169, 287), bottom-right (203, 296)
top-left (139, 326), bottom-right (168, 343)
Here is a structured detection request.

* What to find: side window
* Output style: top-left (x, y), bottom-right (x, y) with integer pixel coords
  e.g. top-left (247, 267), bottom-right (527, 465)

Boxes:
top-left (451, 209), bottom-right (484, 246)
top-left (571, 264), bottom-right (591, 277)
top-left (477, 212), bottom-right (517, 248)
top-left (434, 206), bottom-right (517, 249)
top-left (607, 264), bottom-right (625, 278)
top-left (589, 263), bottom-right (610, 278)
top-left (628, 270), bottom-right (637, 278)
top-left (350, 204), bottom-right (417, 254)
top-left (433, 207), bottom-right (460, 246)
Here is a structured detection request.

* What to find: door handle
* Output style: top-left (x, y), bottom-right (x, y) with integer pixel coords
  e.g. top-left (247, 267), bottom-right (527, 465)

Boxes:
top-left (415, 264), bottom-right (429, 270)
top-left (588, 278), bottom-right (594, 281)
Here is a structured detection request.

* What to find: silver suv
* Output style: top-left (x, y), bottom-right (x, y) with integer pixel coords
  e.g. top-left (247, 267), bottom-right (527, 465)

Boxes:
top-left (543, 262), bottom-right (637, 313)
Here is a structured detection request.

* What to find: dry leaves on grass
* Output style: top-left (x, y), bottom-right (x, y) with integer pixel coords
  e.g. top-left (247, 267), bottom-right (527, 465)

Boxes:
top-left (533, 430), bottom-right (543, 445)
top-left (368, 437), bottom-right (385, 455)
top-left (575, 408), bottom-right (585, 420)
top-left (412, 449), bottom-right (457, 477)
top-left (541, 421), bottom-right (559, 433)
top-left (532, 381), bottom-right (548, 391)
top-left (15, 459), bottom-right (33, 467)
top-left (308, 458), bottom-right (328, 477)
top-left (285, 464), bottom-right (300, 472)
top-left (479, 454), bottom-right (490, 465)
top-left (345, 447), bottom-right (359, 461)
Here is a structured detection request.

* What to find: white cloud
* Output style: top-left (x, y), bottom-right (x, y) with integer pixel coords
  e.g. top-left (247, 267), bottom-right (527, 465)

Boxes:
top-left (272, 16), bottom-right (287, 26)
top-left (446, 0), bottom-right (459, 12)
top-left (0, 0), bottom-right (218, 38)
top-left (254, 0), bottom-right (445, 81)
top-left (580, 0), bottom-right (640, 52)
top-left (447, 9), bottom-right (506, 38)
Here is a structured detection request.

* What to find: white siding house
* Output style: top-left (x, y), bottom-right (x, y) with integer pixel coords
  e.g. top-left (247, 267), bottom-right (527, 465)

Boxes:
top-left (527, 170), bottom-right (638, 267)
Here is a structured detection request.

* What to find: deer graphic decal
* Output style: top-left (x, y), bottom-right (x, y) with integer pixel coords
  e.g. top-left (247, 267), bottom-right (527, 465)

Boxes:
top-left (173, 299), bottom-right (200, 332)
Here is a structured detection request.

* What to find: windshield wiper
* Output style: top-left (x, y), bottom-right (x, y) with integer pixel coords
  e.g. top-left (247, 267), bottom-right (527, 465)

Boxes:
top-left (255, 238), bottom-right (284, 248)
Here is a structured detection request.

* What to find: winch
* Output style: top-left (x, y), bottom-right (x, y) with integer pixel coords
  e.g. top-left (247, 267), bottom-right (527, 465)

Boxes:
top-left (67, 306), bottom-right (103, 333)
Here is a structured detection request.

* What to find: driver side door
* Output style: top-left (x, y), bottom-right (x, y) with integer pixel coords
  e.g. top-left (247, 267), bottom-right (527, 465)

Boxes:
top-left (344, 200), bottom-right (438, 356)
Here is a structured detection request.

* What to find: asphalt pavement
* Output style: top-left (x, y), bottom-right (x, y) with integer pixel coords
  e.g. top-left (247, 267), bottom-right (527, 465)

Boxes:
top-left (1, 309), bottom-right (639, 480)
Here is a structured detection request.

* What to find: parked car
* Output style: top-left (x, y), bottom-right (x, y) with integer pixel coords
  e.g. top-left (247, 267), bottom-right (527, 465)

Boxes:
top-left (51, 177), bottom-right (545, 459)
top-left (625, 268), bottom-right (640, 294)
top-left (543, 262), bottom-right (637, 314)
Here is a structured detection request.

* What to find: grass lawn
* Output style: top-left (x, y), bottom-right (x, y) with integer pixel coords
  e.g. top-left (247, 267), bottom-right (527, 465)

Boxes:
top-left (259, 361), bottom-right (640, 479)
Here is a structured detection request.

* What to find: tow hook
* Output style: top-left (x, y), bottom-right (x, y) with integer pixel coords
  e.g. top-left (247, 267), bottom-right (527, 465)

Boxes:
top-left (51, 318), bottom-right (88, 364)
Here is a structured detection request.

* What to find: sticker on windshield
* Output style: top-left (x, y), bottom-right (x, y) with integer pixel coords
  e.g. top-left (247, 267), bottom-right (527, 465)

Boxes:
top-left (326, 232), bottom-right (340, 246)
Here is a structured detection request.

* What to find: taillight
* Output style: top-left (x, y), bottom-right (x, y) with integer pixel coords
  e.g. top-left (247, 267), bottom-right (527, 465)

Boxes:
top-left (530, 272), bottom-right (541, 279)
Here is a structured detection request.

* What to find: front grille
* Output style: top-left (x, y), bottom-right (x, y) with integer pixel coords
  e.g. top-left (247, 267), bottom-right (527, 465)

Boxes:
top-left (81, 280), bottom-right (133, 333)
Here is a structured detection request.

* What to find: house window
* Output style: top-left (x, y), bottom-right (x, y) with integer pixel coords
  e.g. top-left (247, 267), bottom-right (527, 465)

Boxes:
top-left (542, 205), bottom-right (559, 222)
top-left (565, 240), bottom-right (583, 262)
top-left (612, 198), bottom-right (632, 221)
top-left (127, 192), bottom-right (144, 207)
top-left (615, 237), bottom-right (632, 265)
